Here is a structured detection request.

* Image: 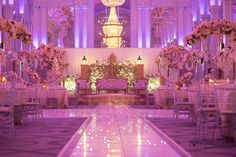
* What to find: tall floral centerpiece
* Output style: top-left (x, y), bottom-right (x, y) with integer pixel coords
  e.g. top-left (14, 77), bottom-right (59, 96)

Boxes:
top-left (155, 44), bottom-right (189, 88)
top-left (214, 46), bottom-right (236, 79)
top-left (35, 44), bottom-right (69, 83)
top-left (0, 17), bottom-right (32, 52)
top-left (185, 19), bottom-right (236, 46)
top-left (182, 49), bottom-right (207, 71)
top-left (10, 44), bottom-right (69, 86)
top-left (155, 44), bottom-right (206, 88)
top-left (185, 19), bottom-right (236, 80)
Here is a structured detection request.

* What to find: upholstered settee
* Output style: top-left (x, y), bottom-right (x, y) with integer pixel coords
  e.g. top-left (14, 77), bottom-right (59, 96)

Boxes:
top-left (96, 78), bottom-right (128, 93)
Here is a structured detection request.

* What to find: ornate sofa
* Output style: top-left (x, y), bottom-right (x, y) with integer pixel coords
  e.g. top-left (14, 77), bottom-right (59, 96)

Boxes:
top-left (96, 78), bottom-right (128, 93)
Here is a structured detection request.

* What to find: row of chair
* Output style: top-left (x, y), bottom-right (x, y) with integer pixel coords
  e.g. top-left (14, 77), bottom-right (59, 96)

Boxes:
top-left (173, 87), bottom-right (236, 144)
top-left (0, 90), bottom-right (44, 138)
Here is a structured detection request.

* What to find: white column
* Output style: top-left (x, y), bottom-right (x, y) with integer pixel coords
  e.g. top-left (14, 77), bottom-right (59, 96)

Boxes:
top-left (223, 0), bottom-right (232, 46)
top-left (2, 2), bottom-right (14, 52)
top-left (82, 6), bottom-right (88, 48)
top-left (74, 6), bottom-right (81, 48)
top-left (87, 0), bottom-right (94, 48)
top-left (24, 0), bottom-right (33, 50)
top-left (137, 7), bottom-right (143, 48)
top-left (223, 0), bottom-right (232, 20)
top-left (183, 7), bottom-right (193, 37)
top-left (2, 3), bottom-right (14, 19)
top-left (39, 7), bottom-right (47, 44)
top-left (32, 6), bottom-right (39, 48)
top-left (143, 6), bottom-right (151, 48)
top-left (130, 0), bottom-right (137, 47)
top-left (209, 5), bottom-right (222, 54)
top-left (14, 0), bottom-right (24, 51)
top-left (177, 8), bottom-right (184, 46)
top-left (192, 0), bottom-right (198, 21)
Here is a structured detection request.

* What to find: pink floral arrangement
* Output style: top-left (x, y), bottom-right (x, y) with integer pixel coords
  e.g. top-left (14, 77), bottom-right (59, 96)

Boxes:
top-left (7, 71), bottom-right (18, 82)
top-left (24, 66), bottom-right (42, 83)
top-left (17, 50), bottom-right (37, 60)
top-left (214, 47), bottom-right (236, 72)
top-left (36, 44), bottom-right (69, 72)
top-left (10, 44), bottom-right (69, 84)
top-left (7, 71), bottom-right (24, 83)
top-left (0, 49), bottom-right (6, 64)
top-left (0, 17), bottom-right (32, 43)
top-left (156, 44), bottom-right (187, 69)
top-left (183, 50), bottom-right (207, 71)
top-left (185, 19), bottom-right (236, 46)
top-left (176, 72), bottom-right (193, 88)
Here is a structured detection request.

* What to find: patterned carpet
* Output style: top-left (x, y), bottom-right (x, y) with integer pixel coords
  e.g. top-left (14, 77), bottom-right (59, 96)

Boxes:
top-left (147, 117), bottom-right (236, 157)
top-left (0, 118), bottom-right (86, 157)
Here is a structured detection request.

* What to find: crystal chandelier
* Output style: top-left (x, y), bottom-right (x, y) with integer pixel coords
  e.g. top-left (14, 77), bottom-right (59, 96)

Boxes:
top-left (101, 0), bottom-right (125, 48)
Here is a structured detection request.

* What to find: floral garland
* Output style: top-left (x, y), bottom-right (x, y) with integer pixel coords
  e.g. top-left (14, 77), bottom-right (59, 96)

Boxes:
top-left (0, 17), bottom-right (32, 43)
top-left (7, 71), bottom-right (21, 83)
top-left (89, 61), bottom-right (107, 91)
top-left (156, 44), bottom-right (187, 69)
top-left (176, 72), bottom-right (193, 88)
top-left (183, 50), bottom-right (207, 71)
top-left (6, 71), bottom-right (29, 87)
top-left (185, 19), bottom-right (236, 46)
top-left (117, 61), bottom-right (135, 86)
top-left (0, 49), bottom-right (6, 64)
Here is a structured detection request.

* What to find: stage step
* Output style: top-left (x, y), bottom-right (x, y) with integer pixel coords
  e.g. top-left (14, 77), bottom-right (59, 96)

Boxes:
top-left (76, 93), bottom-right (147, 105)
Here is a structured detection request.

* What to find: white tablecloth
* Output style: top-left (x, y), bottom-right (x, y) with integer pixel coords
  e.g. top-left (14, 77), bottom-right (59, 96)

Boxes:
top-left (154, 87), bottom-right (174, 108)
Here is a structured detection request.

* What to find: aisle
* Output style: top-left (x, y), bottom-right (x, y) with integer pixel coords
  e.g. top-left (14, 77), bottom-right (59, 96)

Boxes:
top-left (58, 105), bottom-right (187, 157)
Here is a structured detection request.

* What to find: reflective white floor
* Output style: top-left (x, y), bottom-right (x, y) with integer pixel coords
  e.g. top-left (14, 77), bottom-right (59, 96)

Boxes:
top-left (55, 105), bottom-right (188, 157)
top-left (43, 109), bottom-right (95, 118)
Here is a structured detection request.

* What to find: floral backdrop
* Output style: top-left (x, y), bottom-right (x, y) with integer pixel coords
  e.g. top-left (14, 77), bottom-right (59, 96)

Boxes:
top-left (88, 54), bottom-right (136, 91)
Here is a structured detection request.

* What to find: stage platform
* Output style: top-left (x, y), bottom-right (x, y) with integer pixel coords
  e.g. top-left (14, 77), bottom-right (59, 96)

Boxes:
top-left (78, 93), bottom-right (145, 105)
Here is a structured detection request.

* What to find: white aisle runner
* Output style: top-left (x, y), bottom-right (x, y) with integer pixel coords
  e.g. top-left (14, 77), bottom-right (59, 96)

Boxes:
top-left (58, 105), bottom-right (189, 157)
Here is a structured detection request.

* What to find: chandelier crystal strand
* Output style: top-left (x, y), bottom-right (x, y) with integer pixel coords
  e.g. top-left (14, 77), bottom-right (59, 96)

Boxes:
top-left (101, 0), bottom-right (125, 7)
top-left (101, 0), bottom-right (125, 48)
